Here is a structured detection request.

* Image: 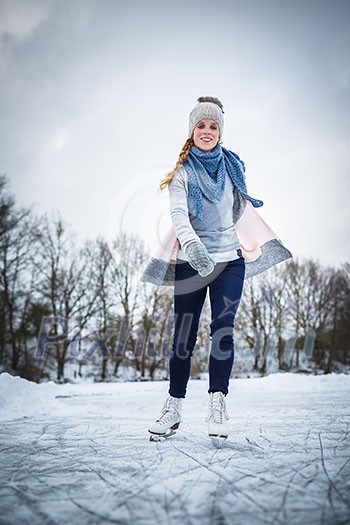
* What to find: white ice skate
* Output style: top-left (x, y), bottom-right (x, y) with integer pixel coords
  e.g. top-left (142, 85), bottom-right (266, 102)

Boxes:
top-left (206, 391), bottom-right (230, 448)
top-left (148, 395), bottom-right (183, 442)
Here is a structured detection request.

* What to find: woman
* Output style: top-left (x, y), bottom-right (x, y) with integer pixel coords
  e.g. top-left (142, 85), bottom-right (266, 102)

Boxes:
top-left (141, 96), bottom-right (292, 446)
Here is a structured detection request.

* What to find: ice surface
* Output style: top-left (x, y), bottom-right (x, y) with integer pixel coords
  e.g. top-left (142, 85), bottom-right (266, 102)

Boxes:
top-left (0, 372), bottom-right (349, 525)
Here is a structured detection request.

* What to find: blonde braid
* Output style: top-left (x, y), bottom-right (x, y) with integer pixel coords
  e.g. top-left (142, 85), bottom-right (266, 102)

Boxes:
top-left (159, 137), bottom-right (194, 191)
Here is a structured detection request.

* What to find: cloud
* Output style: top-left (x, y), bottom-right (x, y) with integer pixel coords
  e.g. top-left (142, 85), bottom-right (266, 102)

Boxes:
top-left (0, 0), bottom-right (349, 267)
top-left (0, 0), bottom-right (51, 40)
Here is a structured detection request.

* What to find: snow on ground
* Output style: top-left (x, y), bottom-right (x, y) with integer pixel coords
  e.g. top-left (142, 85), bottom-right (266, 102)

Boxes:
top-left (0, 372), bottom-right (349, 525)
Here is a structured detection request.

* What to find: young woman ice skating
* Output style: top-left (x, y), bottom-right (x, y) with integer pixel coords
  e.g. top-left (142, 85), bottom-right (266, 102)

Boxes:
top-left (141, 96), bottom-right (292, 447)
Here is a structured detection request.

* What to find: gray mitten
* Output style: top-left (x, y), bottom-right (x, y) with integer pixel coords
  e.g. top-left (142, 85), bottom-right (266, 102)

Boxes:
top-left (185, 241), bottom-right (215, 277)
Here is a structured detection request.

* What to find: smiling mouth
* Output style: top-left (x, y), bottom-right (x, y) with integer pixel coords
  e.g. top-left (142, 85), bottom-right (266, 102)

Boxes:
top-left (201, 138), bottom-right (212, 142)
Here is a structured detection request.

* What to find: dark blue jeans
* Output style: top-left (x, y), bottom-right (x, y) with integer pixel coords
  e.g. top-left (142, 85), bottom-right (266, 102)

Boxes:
top-left (168, 254), bottom-right (245, 398)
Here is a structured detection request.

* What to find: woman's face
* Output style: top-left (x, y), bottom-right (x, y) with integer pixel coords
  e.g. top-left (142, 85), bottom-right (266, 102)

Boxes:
top-left (192, 118), bottom-right (220, 152)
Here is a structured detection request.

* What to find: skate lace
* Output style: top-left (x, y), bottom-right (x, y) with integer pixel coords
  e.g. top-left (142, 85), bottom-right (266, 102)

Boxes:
top-left (205, 392), bottom-right (229, 424)
top-left (157, 397), bottom-right (183, 426)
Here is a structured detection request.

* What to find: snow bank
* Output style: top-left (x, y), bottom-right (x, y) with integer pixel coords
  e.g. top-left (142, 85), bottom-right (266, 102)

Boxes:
top-left (0, 371), bottom-right (349, 422)
top-left (0, 372), bottom-right (144, 422)
top-left (234, 371), bottom-right (350, 393)
top-left (0, 373), bottom-right (72, 422)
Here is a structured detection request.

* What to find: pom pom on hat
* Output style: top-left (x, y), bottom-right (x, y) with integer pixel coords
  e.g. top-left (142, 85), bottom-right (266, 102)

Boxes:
top-left (188, 96), bottom-right (225, 140)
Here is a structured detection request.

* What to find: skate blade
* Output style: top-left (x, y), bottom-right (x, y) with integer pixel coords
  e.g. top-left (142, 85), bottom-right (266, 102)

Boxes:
top-left (149, 429), bottom-right (176, 442)
top-left (210, 435), bottom-right (227, 449)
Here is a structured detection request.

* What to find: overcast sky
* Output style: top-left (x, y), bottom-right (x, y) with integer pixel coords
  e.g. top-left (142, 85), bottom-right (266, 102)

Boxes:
top-left (0, 0), bottom-right (349, 267)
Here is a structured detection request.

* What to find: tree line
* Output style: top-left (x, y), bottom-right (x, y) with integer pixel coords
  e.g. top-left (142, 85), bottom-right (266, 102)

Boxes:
top-left (0, 174), bottom-right (349, 383)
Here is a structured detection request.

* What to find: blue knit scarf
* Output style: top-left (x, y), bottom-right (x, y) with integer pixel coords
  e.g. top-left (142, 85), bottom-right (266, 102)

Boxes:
top-left (183, 143), bottom-right (263, 221)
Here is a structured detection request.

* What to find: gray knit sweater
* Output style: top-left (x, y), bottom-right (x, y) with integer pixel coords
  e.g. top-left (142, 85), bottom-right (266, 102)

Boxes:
top-left (168, 166), bottom-right (241, 263)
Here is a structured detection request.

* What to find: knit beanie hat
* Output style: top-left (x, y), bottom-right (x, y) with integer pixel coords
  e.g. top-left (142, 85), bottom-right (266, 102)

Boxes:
top-left (188, 96), bottom-right (225, 141)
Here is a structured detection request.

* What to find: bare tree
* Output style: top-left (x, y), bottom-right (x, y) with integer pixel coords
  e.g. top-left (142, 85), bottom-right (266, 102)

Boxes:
top-left (80, 236), bottom-right (116, 380)
top-left (335, 263), bottom-right (350, 366)
top-left (324, 264), bottom-right (350, 373)
top-left (1, 169), bottom-right (348, 382)
top-left (110, 233), bottom-right (148, 378)
top-left (0, 175), bottom-right (41, 374)
top-left (284, 258), bottom-right (336, 370)
top-left (237, 273), bottom-right (276, 374)
top-left (137, 283), bottom-right (173, 380)
top-left (36, 212), bottom-right (98, 381)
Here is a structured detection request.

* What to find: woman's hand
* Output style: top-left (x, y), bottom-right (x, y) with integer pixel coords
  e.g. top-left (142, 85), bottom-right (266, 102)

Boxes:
top-left (185, 241), bottom-right (215, 277)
